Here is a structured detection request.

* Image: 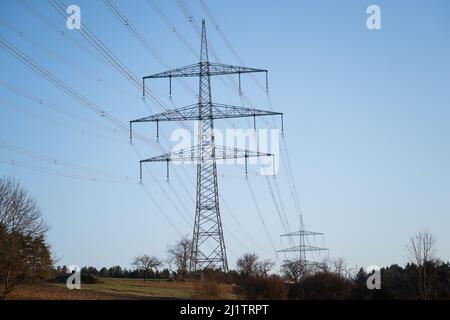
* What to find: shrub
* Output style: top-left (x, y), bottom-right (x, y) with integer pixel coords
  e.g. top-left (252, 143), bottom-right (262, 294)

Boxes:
top-left (191, 281), bottom-right (229, 300)
top-left (81, 271), bottom-right (98, 284)
top-left (53, 268), bottom-right (98, 284)
top-left (235, 275), bottom-right (288, 300)
top-left (288, 271), bottom-right (353, 300)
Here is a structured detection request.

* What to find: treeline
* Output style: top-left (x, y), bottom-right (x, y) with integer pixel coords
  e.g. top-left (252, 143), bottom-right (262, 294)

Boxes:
top-left (182, 255), bottom-right (450, 300)
top-left (230, 232), bottom-right (450, 300)
top-left (350, 262), bottom-right (450, 300)
top-left (54, 265), bottom-right (172, 284)
top-left (57, 240), bottom-right (450, 300)
top-left (284, 261), bottom-right (450, 300)
top-left (53, 260), bottom-right (450, 300)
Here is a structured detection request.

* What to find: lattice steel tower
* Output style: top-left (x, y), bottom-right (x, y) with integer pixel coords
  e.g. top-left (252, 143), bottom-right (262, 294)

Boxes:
top-left (277, 214), bottom-right (328, 267)
top-left (130, 20), bottom-right (283, 272)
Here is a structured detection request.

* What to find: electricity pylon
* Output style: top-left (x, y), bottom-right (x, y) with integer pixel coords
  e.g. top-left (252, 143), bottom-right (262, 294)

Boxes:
top-left (277, 214), bottom-right (328, 267)
top-left (130, 20), bottom-right (283, 272)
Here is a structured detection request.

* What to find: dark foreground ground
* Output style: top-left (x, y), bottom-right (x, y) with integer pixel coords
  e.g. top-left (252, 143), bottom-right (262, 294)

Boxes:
top-left (7, 278), bottom-right (237, 300)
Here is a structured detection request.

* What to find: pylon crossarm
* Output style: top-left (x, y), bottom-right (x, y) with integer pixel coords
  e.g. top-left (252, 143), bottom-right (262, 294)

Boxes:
top-left (208, 62), bottom-right (267, 76)
top-left (131, 103), bottom-right (282, 123)
top-left (143, 62), bottom-right (266, 79)
top-left (280, 230), bottom-right (324, 237)
top-left (277, 245), bottom-right (329, 253)
top-left (140, 145), bottom-right (271, 163)
top-left (129, 103), bottom-right (284, 140)
top-left (143, 63), bottom-right (199, 79)
top-left (142, 62), bottom-right (269, 96)
top-left (131, 104), bottom-right (198, 123)
top-left (139, 145), bottom-right (272, 180)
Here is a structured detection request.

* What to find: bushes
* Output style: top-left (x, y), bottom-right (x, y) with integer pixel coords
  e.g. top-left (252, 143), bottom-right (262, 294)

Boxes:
top-left (191, 281), bottom-right (230, 300)
top-left (190, 269), bottom-right (288, 300)
top-left (232, 252), bottom-right (287, 299)
top-left (190, 270), bottom-right (235, 299)
top-left (53, 266), bottom-right (98, 284)
top-left (235, 275), bottom-right (288, 300)
top-left (288, 272), bottom-right (353, 300)
top-left (81, 271), bottom-right (98, 284)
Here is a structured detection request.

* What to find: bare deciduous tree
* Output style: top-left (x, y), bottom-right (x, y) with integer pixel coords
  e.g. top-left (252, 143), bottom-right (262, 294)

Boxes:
top-left (132, 255), bottom-right (162, 281)
top-left (167, 235), bottom-right (192, 281)
top-left (237, 253), bottom-right (274, 278)
top-left (0, 177), bottom-right (51, 299)
top-left (256, 259), bottom-right (275, 278)
top-left (0, 177), bottom-right (47, 236)
top-left (236, 253), bottom-right (259, 277)
top-left (407, 230), bottom-right (437, 299)
top-left (281, 259), bottom-right (308, 283)
top-left (332, 257), bottom-right (348, 277)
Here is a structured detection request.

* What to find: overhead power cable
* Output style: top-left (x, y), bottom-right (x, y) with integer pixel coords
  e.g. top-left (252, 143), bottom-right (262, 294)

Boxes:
top-left (0, 155), bottom-right (138, 184)
top-left (102, 0), bottom-right (196, 96)
top-left (246, 178), bottom-right (276, 252)
top-left (48, 0), bottom-right (191, 134)
top-left (0, 140), bottom-right (132, 181)
top-left (0, 35), bottom-right (159, 149)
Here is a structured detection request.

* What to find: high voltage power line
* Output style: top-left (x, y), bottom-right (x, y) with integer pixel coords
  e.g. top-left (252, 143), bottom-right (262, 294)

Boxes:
top-left (168, 1), bottom-right (293, 246)
top-left (0, 155), bottom-right (137, 184)
top-left (132, 20), bottom-right (281, 272)
top-left (0, 36), bottom-right (160, 149)
top-left (0, 19), bottom-right (139, 100)
top-left (0, 51), bottom-right (264, 261)
top-left (0, 0), bottom-right (312, 262)
top-left (64, 0), bottom-right (278, 256)
top-left (173, 0), bottom-right (294, 239)
top-left (0, 140), bottom-right (132, 181)
top-left (143, 1), bottom-right (279, 250)
top-left (0, 79), bottom-right (119, 135)
top-left (102, 0), bottom-right (196, 97)
top-left (196, 0), bottom-right (328, 255)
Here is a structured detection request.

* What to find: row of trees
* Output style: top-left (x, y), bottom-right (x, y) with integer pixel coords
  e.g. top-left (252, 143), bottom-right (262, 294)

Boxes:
top-left (54, 265), bottom-right (172, 283)
top-left (62, 235), bottom-right (193, 283)
top-left (60, 228), bottom-right (449, 299)
top-left (72, 230), bottom-right (449, 300)
top-left (232, 230), bottom-right (450, 299)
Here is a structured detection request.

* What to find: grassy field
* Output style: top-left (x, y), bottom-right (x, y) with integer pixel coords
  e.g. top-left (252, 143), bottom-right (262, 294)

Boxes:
top-left (7, 278), bottom-right (237, 300)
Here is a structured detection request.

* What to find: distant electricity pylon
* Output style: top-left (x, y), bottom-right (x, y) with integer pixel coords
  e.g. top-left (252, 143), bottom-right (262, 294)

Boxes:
top-left (277, 215), bottom-right (328, 267)
top-left (130, 20), bottom-right (283, 272)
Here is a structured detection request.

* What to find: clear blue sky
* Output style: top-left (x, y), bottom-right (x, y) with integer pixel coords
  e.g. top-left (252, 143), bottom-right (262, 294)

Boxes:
top-left (1, 0), bottom-right (449, 271)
